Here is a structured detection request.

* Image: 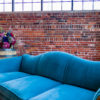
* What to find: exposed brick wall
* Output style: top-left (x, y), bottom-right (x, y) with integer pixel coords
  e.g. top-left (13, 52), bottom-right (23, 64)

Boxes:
top-left (0, 11), bottom-right (100, 61)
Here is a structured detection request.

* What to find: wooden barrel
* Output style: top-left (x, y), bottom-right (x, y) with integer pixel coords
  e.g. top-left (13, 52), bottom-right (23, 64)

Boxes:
top-left (0, 49), bottom-right (17, 59)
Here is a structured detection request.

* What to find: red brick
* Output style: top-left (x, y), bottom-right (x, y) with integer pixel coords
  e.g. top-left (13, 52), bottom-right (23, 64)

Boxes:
top-left (0, 11), bottom-right (100, 61)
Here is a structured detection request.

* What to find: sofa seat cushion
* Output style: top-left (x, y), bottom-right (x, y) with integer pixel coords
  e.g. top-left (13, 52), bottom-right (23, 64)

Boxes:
top-left (0, 75), bottom-right (61, 100)
top-left (29, 84), bottom-right (95, 100)
top-left (0, 72), bottom-right (29, 83)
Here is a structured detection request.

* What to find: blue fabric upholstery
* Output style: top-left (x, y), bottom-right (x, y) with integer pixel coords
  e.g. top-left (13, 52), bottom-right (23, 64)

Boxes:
top-left (61, 52), bottom-right (100, 91)
top-left (0, 72), bottom-right (29, 83)
top-left (0, 75), bottom-right (60, 100)
top-left (30, 84), bottom-right (95, 100)
top-left (37, 51), bottom-right (100, 91)
top-left (37, 52), bottom-right (68, 82)
top-left (20, 51), bottom-right (100, 91)
top-left (0, 51), bottom-right (100, 100)
top-left (0, 56), bottom-right (22, 73)
top-left (20, 54), bottom-right (41, 75)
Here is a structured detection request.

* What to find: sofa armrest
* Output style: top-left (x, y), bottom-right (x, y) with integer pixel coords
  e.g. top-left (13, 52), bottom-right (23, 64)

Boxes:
top-left (0, 56), bottom-right (22, 73)
top-left (93, 89), bottom-right (100, 100)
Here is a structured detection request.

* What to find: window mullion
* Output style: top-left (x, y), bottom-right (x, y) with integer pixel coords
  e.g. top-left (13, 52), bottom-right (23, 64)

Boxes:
top-left (7, 0), bottom-right (100, 12)
top-left (12, 0), bottom-right (14, 12)
top-left (71, 0), bottom-right (73, 11)
top-left (41, 0), bottom-right (43, 11)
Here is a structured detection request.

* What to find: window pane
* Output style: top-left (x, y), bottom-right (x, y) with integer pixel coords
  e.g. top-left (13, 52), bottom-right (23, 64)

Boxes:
top-left (52, 0), bottom-right (61, 1)
top-left (24, 0), bottom-right (32, 2)
top-left (0, 0), bottom-right (3, 3)
top-left (44, 0), bottom-right (52, 1)
top-left (62, 0), bottom-right (71, 1)
top-left (5, 4), bottom-right (12, 11)
top-left (24, 3), bottom-right (32, 11)
top-left (33, 0), bottom-right (41, 2)
top-left (43, 3), bottom-right (52, 11)
top-left (15, 0), bottom-right (22, 3)
top-left (33, 3), bottom-right (41, 11)
top-left (62, 2), bottom-right (71, 10)
top-left (5, 0), bottom-right (12, 3)
top-left (83, 2), bottom-right (92, 10)
top-left (0, 4), bottom-right (3, 12)
top-left (74, 2), bottom-right (82, 10)
top-left (15, 4), bottom-right (22, 11)
top-left (53, 3), bottom-right (61, 11)
top-left (94, 1), bottom-right (100, 10)
top-left (43, 0), bottom-right (52, 3)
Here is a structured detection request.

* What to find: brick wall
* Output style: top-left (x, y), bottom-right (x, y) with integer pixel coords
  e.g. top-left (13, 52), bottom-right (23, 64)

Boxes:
top-left (0, 11), bottom-right (100, 61)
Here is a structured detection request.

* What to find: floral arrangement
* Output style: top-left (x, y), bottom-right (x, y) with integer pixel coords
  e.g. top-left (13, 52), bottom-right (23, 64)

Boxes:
top-left (0, 28), bottom-right (16, 49)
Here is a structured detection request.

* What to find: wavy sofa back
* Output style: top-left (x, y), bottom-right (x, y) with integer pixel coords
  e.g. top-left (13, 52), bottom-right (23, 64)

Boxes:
top-left (20, 51), bottom-right (100, 91)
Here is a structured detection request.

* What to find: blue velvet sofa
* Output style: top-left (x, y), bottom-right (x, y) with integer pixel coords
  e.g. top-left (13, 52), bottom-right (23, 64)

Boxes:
top-left (0, 51), bottom-right (100, 100)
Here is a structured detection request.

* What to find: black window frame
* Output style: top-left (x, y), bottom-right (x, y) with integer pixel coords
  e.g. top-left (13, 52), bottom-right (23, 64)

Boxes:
top-left (0, 0), bottom-right (99, 12)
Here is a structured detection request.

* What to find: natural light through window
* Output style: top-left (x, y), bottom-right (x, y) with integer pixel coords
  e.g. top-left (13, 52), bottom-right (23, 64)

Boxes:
top-left (0, 0), bottom-right (100, 12)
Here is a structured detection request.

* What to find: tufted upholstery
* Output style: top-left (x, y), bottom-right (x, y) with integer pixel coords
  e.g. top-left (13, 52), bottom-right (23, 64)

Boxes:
top-left (0, 51), bottom-right (100, 100)
top-left (21, 51), bottom-right (100, 91)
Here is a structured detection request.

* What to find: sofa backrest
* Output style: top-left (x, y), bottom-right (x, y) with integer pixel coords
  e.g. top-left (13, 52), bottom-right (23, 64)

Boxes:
top-left (62, 53), bottom-right (100, 91)
top-left (37, 52), bottom-right (69, 82)
top-left (20, 54), bottom-right (41, 75)
top-left (21, 51), bottom-right (100, 91)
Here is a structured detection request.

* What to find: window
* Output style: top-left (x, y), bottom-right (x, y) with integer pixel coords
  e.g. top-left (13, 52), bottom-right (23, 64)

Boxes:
top-left (74, 0), bottom-right (82, 10)
top-left (43, 0), bottom-right (53, 11)
top-left (43, 0), bottom-right (52, 11)
top-left (0, 0), bottom-right (12, 12)
top-left (33, 0), bottom-right (41, 11)
top-left (14, 0), bottom-right (41, 11)
top-left (43, 0), bottom-right (72, 11)
top-left (62, 0), bottom-right (71, 10)
top-left (73, 0), bottom-right (100, 11)
top-left (52, 0), bottom-right (61, 11)
top-left (15, 0), bottom-right (23, 11)
top-left (0, 0), bottom-right (100, 12)
top-left (94, 0), bottom-right (100, 10)
top-left (83, 0), bottom-right (93, 10)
